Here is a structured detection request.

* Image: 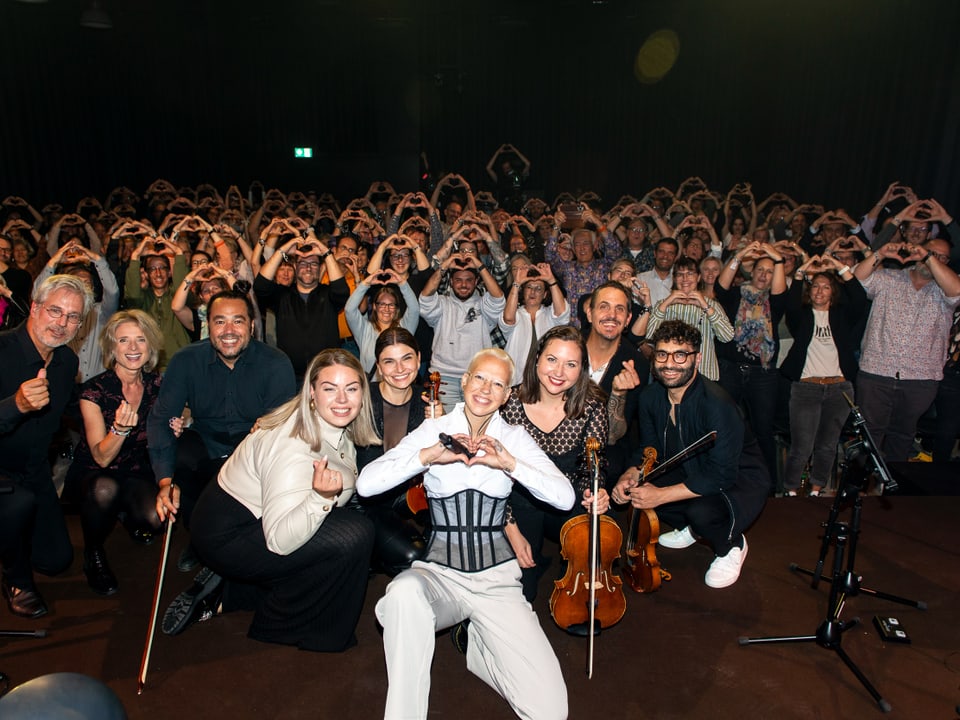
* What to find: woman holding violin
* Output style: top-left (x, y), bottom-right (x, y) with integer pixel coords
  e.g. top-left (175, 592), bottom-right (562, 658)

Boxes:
top-left (356, 328), bottom-right (443, 575)
top-left (500, 325), bottom-right (612, 602)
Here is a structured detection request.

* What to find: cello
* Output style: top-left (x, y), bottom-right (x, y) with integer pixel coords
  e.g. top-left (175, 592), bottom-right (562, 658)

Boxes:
top-left (623, 432), bottom-right (718, 594)
top-left (404, 371), bottom-right (442, 516)
top-left (549, 437), bottom-right (626, 678)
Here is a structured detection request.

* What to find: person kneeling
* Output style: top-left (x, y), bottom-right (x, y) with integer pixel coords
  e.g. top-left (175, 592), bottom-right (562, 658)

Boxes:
top-left (159, 349), bottom-right (377, 650)
top-left (357, 348), bottom-right (574, 720)
top-left (612, 320), bottom-right (769, 589)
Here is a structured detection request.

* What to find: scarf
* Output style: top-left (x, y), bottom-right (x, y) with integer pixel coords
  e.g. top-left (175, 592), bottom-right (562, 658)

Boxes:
top-left (734, 286), bottom-right (775, 367)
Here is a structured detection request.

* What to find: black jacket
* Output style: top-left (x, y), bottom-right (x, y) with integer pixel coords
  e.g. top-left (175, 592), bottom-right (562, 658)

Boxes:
top-left (779, 277), bottom-right (868, 383)
top-left (632, 373), bottom-right (770, 535)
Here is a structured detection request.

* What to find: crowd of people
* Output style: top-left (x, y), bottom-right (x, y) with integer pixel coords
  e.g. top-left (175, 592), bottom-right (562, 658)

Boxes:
top-left (2, 164), bottom-right (959, 719)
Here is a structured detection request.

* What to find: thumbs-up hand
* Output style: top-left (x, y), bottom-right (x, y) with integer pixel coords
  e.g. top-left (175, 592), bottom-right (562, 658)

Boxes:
top-left (15, 368), bottom-right (50, 413)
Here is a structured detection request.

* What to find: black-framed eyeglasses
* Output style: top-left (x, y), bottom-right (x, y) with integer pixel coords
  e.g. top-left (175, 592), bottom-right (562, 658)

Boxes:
top-left (389, 251), bottom-right (411, 260)
top-left (654, 349), bottom-right (696, 364)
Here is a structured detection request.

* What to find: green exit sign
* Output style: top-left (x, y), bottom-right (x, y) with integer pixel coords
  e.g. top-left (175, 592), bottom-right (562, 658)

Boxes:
top-left (294, 147), bottom-right (313, 158)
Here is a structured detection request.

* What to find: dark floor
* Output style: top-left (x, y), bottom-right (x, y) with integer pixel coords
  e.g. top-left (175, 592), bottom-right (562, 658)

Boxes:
top-left (1, 490), bottom-right (959, 719)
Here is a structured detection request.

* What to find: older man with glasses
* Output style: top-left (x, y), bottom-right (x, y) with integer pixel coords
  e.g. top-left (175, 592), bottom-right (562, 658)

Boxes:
top-left (0, 275), bottom-right (93, 618)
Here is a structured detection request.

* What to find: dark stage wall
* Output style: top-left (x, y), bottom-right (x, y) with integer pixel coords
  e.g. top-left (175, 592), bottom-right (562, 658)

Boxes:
top-left (1, 0), bottom-right (958, 213)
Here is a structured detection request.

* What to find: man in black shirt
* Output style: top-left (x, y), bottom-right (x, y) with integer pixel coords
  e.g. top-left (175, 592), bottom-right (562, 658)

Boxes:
top-left (613, 320), bottom-right (769, 589)
top-left (0, 275), bottom-right (93, 617)
top-left (149, 290), bottom-right (296, 527)
top-left (148, 290), bottom-right (296, 634)
top-left (254, 230), bottom-right (349, 380)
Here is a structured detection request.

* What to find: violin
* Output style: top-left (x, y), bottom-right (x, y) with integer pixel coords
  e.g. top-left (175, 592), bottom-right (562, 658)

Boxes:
top-left (623, 448), bottom-right (670, 593)
top-left (549, 437), bottom-right (626, 677)
top-left (404, 372), bottom-right (442, 516)
top-left (623, 432), bottom-right (718, 594)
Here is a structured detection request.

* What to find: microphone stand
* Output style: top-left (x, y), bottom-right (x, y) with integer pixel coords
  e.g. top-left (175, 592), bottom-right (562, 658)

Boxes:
top-left (738, 394), bottom-right (925, 713)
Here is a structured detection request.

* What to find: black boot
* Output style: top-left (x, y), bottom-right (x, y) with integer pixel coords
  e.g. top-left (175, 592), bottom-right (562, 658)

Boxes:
top-left (83, 547), bottom-right (119, 596)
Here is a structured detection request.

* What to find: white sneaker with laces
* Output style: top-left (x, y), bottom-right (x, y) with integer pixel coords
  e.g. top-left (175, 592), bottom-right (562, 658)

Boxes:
top-left (658, 526), bottom-right (697, 549)
top-left (704, 536), bottom-right (748, 588)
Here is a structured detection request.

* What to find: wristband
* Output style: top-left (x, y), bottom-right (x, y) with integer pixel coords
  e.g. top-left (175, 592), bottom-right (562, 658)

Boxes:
top-left (109, 425), bottom-right (132, 438)
top-left (839, 265), bottom-right (852, 275)
top-left (547, 281), bottom-right (558, 287)
top-left (773, 258), bottom-right (785, 265)
top-left (922, 252), bottom-right (933, 263)
top-left (729, 258), bottom-right (740, 269)
top-left (318, 250), bottom-right (332, 261)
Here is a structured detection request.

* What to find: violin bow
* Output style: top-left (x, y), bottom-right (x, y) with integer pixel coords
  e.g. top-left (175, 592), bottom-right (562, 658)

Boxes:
top-left (586, 436), bottom-right (601, 679)
top-left (138, 516), bottom-right (173, 694)
top-left (638, 431), bottom-right (717, 485)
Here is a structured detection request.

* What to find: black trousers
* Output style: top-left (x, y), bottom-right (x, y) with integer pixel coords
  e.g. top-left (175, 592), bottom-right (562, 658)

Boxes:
top-left (655, 493), bottom-right (738, 557)
top-left (509, 484), bottom-right (581, 603)
top-left (192, 482), bottom-right (375, 652)
top-left (0, 466), bottom-right (73, 588)
top-left (172, 429), bottom-right (228, 528)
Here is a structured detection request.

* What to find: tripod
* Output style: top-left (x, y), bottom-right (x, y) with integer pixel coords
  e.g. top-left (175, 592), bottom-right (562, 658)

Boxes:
top-left (739, 397), bottom-right (925, 713)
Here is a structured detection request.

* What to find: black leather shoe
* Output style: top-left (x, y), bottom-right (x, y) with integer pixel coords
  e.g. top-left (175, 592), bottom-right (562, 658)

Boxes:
top-left (1, 579), bottom-right (49, 618)
top-left (83, 548), bottom-right (119, 596)
top-left (161, 567), bottom-right (223, 636)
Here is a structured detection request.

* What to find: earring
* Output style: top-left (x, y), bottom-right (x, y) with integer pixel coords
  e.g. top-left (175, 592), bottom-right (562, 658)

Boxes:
top-left (309, 398), bottom-right (316, 411)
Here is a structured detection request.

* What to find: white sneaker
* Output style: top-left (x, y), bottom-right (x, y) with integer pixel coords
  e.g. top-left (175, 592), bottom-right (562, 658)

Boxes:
top-left (704, 536), bottom-right (748, 588)
top-left (659, 526), bottom-right (697, 549)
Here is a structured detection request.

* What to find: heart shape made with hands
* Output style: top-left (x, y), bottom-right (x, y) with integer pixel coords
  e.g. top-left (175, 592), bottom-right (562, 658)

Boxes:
top-left (451, 258), bottom-right (471, 269)
top-left (442, 434), bottom-right (504, 464)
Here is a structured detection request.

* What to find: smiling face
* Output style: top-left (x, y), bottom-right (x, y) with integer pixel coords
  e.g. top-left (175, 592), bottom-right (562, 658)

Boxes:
top-left (144, 258), bottom-right (171, 293)
top-left (388, 247), bottom-right (412, 275)
top-left (700, 258), bottom-right (721, 286)
top-left (809, 275), bottom-right (834, 310)
top-left (673, 267), bottom-right (700, 293)
top-left (572, 230), bottom-right (596, 264)
top-left (29, 287), bottom-right (86, 352)
top-left (536, 338), bottom-right (583, 399)
top-left (112, 320), bottom-right (150, 373)
top-left (652, 339), bottom-right (699, 390)
top-left (461, 355), bottom-right (512, 419)
top-left (450, 269), bottom-right (478, 300)
top-left (207, 297), bottom-right (253, 368)
top-left (376, 342), bottom-right (420, 393)
top-left (372, 287), bottom-right (400, 328)
top-left (654, 241), bottom-right (678, 272)
top-left (295, 255), bottom-right (321, 289)
top-left (586, 286), bottom-right (632, 341)
top-left (311, 363), bottom-right (363, 428)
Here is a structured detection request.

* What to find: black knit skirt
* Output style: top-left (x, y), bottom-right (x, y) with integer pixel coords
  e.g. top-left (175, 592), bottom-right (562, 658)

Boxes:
top-left (192, 482), bottom-right (375, 652)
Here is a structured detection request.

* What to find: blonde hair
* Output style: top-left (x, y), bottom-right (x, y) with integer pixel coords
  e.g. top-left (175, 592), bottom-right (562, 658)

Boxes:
top-left (100, 310), bottom-right (163, 372)
top-left (466, 347), bottom-right (515, 379)
top-left (258, 349), bottom-right (381, 451)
